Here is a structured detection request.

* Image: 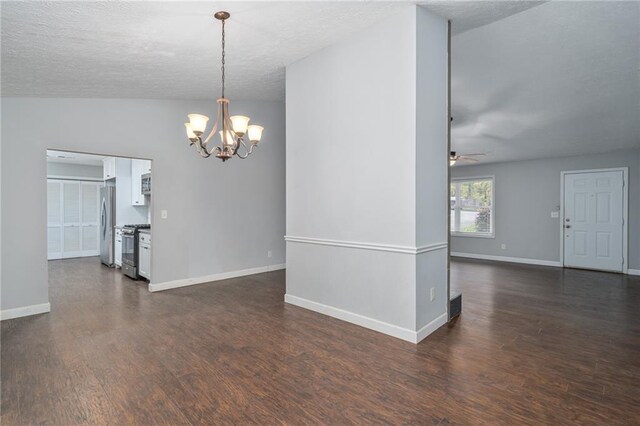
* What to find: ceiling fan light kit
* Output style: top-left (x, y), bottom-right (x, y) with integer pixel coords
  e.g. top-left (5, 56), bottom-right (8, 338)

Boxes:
top-left (184, 11), bottom-right (264, 162)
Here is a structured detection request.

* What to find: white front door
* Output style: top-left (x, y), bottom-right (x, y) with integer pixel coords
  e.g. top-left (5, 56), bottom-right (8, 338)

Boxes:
top-left (563, 170), bottom-right (625, 272)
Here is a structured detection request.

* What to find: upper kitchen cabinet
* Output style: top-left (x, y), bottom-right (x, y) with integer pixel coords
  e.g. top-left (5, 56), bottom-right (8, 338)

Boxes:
top-left (103, 157), bottom-right (116, 180)
top-left (131, 159), bottom-right (151, 206)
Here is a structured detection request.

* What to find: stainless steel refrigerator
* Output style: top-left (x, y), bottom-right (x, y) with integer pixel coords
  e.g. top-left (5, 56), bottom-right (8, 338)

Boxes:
top-left (100, 186), bottom-right (116, 266)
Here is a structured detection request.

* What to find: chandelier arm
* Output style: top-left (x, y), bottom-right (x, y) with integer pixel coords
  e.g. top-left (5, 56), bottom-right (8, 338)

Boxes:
top-left (235, 139), bottom-right (257, 159)
top-left (194, 137), bottom-right (211, 158)
top-left (203, 101), bottom-right (222, 145)
top-left (222, 113), bottom-right (239, 153)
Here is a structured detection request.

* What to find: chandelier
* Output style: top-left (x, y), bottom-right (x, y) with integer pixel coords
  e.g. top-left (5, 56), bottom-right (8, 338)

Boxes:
top-left (184, 11), bottom-right (264, 162)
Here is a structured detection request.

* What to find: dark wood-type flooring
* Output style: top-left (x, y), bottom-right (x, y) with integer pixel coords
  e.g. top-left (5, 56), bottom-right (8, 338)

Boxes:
top-left (2, 257), bottom-right (640, 424)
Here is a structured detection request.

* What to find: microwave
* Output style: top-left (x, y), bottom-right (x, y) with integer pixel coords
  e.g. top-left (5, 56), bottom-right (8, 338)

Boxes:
top-left (141, 173), bottom-right (151, 195)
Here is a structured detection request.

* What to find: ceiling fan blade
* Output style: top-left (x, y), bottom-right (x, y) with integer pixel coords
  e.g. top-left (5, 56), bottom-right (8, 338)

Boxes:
top-left (459, 157), bottom-right (480, 162)
top-left (460, 153), bottom-right (486, 157)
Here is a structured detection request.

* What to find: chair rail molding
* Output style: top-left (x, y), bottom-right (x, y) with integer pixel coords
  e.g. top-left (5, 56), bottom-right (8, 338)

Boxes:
top-left (284, 235), bottom-right (448, 255)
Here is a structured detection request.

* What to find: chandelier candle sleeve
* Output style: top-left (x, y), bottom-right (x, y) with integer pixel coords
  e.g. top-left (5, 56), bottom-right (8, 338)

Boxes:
top-left (183, 11), bottom-right (265, 162)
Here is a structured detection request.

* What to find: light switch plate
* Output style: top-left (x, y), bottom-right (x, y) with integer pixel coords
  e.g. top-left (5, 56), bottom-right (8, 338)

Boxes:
top-left (161, 210), bottom-right (168, 219)
top-left (551, 211), bottom-right (559, 218)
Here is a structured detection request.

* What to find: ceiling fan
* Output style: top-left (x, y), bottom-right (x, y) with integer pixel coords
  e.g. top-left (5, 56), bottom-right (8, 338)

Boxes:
top-left (450, 151), bottom-right (485, 166)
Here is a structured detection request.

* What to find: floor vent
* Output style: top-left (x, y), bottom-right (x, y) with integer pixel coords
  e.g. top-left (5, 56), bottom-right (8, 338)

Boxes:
top-left (449, 292), bottom-right (462, 320)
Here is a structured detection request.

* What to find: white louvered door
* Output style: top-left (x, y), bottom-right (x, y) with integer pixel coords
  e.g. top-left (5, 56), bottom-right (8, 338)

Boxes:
top-left (47, 181), bottom-right (64, 260)
top-left (81, 182), bottom-right (101, 256)
top-left (47, 180), bottom-right (103, 260)
top-left (63, 181), bottom-right (83, 258)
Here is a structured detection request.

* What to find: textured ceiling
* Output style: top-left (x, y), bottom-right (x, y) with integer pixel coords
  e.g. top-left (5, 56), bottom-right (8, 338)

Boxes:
top-left (1, 1), bottom-right (408, 100)
top-left (5, 1), bottom-right (637, 165)
top-left (420, 0), bottom-right (545, 34)
top-left (451, 1), bottom-right (640, 165)
top-left (1, 1), bottom-right (543, 101)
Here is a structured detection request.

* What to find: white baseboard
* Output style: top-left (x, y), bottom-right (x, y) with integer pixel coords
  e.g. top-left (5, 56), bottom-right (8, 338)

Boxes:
top-left (451, 252), bottom-right (562, 268)
top-left (416, 313), bottom-right (449, 342)
top-left (628, 269), bottom-right (640, 276)
top-left (149, 264), bottom-right (286, 292)
top-left (0, 302), bottom-right (51, 321)
top-left (284, 294), bottom-right (446, 344)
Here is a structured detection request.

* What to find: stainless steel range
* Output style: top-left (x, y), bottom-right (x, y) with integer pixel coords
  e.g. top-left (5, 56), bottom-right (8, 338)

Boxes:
top-left (121, 224), bottom-right (151, 280)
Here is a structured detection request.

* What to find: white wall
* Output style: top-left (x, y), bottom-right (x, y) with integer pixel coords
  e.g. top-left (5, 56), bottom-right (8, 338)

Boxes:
top-left (416, 6), bottom-right (449, 330)
top-left (286, 5), bottom-right (448, 343)
top-left (47, 162), bottom-right (103, 179)
top-left (1, 97), bottom-right (285, 312)
top-left (451, 149), bottom-right (640, 269)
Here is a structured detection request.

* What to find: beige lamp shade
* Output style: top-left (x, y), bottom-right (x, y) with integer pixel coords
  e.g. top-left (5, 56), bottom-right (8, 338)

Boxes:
top-left (187, 114), bottom-right (209, 135)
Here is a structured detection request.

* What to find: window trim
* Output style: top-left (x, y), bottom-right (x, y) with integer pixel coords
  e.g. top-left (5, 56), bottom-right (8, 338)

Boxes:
top-left (450, 175), bottom-right (495, 239)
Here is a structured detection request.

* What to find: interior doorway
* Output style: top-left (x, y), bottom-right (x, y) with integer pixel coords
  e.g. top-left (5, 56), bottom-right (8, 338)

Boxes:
top-left (561, 168), bottom-right (628, 273)
top-left (46, 149), bottom-right (153, 283)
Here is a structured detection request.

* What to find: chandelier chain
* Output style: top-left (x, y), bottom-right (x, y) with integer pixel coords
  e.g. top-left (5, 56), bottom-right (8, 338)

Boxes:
top-left (221, 18), bottom-right (226, 98)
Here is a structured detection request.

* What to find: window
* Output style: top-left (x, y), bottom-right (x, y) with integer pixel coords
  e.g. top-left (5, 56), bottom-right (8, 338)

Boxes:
top-left (450, 177), bottom-right (494, 237)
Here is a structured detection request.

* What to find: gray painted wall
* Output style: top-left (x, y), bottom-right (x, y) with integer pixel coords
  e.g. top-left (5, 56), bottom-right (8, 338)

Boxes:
top-left (451, 149), bottom-right (640, 269)
top-left (286, 5), bottom-right (448, 340)
top-left (47, 162), bottom-right (102, 179)
top-left (1, 97), bottom-right (285, 311)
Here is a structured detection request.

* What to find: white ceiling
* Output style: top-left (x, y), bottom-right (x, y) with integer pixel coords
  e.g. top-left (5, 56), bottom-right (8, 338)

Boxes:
top-left (420, 0), bottom-right (545, 34)
top-left (4, 1), bottom-right (639, 164)
top-left (47, 150), bottom-right (106, 166)
top-left (451, 1), bottom-right (640, 164)
top-left (1, 1), bottom-right (543, 101)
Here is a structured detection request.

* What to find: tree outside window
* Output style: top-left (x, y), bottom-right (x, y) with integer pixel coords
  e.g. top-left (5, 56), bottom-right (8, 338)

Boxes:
top-left (450, 177), bottom-right (494, 236)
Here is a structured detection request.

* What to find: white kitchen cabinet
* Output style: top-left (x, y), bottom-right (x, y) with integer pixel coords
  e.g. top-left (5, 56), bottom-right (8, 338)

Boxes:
top-left (131, 159), bottom-right (150, 206)
top-left (115, 227), bottom-right (122, 267)
top-left (138, 232), bottom-right (151, 280)
top-left (103, 157), bottom-right (116, 180)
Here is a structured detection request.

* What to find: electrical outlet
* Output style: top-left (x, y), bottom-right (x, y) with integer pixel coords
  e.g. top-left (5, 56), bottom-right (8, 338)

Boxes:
top-left (161, 210), bottom-right (168, 219)
top-left (267, 250), bottom-right (272, 258)
top-left (501, 243), bottom-right (507, 250)
top-left (430, 287), bottom-right (435, 302)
